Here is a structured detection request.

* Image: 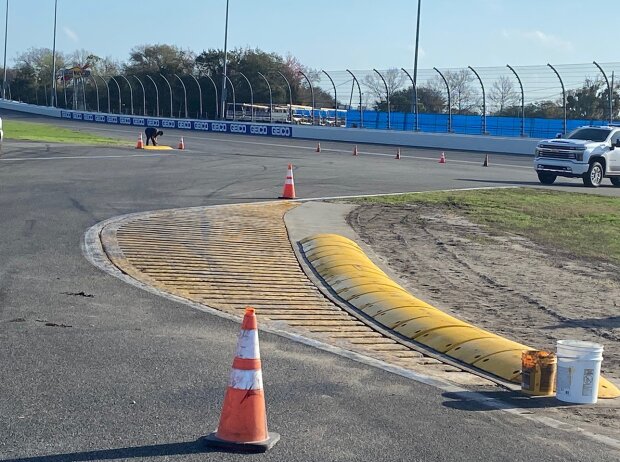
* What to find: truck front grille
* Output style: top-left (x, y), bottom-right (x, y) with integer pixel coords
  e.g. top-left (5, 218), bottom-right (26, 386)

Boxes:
top-left (537, 144), bottom-right (584, 160)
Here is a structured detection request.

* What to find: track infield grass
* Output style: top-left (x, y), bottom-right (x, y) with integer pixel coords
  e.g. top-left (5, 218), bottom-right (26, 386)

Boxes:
top-left (3, 120), bottom-right (125, 145)
top-left (350, 188), bottom-right (620, 264)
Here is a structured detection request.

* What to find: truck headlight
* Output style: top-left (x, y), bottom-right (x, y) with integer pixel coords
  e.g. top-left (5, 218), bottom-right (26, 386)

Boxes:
top-left (576, 152), bottom-right (584, 161)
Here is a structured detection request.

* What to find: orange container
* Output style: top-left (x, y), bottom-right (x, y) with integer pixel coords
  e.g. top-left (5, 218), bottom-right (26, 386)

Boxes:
top-left (521, 350), bottom-right (557, 396)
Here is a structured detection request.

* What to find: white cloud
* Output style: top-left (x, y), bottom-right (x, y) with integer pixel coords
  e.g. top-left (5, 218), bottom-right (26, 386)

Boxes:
top-left (502, 29), bottom-right (572, 52)
top-left (524, 30), bottom-right (573, 51)
top-left (63, 27), bottom-right (79, 43)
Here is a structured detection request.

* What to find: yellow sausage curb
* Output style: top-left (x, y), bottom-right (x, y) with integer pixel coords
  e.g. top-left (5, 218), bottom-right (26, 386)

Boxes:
top-left (301, 233), bottom-right (620, 399)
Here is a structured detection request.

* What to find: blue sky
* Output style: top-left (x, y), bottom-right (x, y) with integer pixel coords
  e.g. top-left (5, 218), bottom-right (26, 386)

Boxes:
top-left (3, 0), bottom-right (618, 71)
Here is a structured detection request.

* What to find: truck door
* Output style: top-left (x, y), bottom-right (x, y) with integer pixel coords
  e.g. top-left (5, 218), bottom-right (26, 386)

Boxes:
top-left (609, 132), bottom-right (620, 173)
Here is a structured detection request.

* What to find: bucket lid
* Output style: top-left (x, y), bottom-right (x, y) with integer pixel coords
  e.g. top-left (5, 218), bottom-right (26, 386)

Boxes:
top-left (557, 339), bottom-right (603, 352)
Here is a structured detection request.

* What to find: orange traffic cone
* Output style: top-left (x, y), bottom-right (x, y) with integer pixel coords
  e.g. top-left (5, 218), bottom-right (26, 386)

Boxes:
top-left (353, 145), bottom-right (359, 156)
top-left (202, 307), bottom-right (280, 452)
top-left (280, 164), bottom-right (296, 199)
top-left (395, 148), bottom-right (401, 160)
top-left (439, 152), bottom-right (446, 164)
top-left (483, 154), bottom-right (489, 167)
top-left (178, 137), bottom-right (185, 150)
top-left (135, 133), bottom-right (144, 149)
top-left (316, 142), bottom-right (321, 153)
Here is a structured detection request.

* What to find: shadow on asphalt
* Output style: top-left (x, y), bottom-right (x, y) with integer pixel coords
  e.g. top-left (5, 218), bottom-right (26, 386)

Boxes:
top-left (0, 439), bottom-right (230, 461)
top-left (441, 390), bottom-right (574, 412)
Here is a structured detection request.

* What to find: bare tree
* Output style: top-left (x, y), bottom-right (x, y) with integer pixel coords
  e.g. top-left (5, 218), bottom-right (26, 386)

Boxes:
top-left (427, 69), bottom-right (477, 114)
top-left (67, 49), bottom-right (93, 66)
top-left (446, 69), bottom-right (477, 114)
top-left (489, 75), bottom-right (519, 114)
top-left (363, 68), bottom-right (406, 106)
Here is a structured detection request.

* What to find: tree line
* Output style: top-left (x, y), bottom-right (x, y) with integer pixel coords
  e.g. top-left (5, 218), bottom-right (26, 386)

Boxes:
top-left (4, 44), bottom-right (335, 118)
top-left (3, 44), bottom-right (620, 121)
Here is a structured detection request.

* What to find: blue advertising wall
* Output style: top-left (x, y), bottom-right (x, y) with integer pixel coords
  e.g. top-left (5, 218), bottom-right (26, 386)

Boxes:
top-left (345, 110), bottom-right (606, 138)
top-left (60, 110), bottom-right (293, 138)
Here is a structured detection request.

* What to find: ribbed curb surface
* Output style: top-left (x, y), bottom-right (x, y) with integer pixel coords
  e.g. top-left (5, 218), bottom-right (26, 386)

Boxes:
top-left (301, 233), bottom-right (620, 399)
top-left (99, 201), bottom-right (491, 387)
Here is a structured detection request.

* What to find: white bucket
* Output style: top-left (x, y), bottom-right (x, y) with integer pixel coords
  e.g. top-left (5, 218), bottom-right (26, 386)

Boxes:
top-left (555, 340), bottom-right (604, 404)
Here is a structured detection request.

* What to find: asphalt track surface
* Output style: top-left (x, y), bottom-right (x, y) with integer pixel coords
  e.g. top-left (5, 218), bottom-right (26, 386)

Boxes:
top-left (1, 112), bottom-right (619, 461)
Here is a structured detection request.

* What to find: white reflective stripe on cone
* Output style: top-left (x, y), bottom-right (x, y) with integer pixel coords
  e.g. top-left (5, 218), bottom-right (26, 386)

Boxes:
top-left (237, 329), bottom-right (260, 359)
top-left (229, 369), bottom-right (264, 390)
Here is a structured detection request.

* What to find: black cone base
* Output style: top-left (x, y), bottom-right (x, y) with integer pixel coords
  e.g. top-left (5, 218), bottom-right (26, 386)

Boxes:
top-left (201, 432), bottom-right (280, 453)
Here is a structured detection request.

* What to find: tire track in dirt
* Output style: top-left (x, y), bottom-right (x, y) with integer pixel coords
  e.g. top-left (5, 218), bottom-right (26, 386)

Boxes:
top-left (348, 204), bottom-right (620, 383)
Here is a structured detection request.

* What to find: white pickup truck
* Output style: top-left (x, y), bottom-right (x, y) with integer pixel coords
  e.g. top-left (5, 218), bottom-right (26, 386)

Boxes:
top-left (534, 125), bottom-right (620, 187)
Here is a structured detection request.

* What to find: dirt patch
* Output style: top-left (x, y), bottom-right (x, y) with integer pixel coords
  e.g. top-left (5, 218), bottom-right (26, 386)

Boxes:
top-left (347, 203), bottom-right (620, 386)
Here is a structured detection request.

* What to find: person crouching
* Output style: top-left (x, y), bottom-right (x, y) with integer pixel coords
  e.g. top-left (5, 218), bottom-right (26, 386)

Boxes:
top-left (145, 127), bottom-right (164, 146)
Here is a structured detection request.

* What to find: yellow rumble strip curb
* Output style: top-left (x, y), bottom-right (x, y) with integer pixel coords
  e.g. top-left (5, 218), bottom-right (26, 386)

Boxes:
top-left (300, 233), bottom-right (620, 399)
top-left (99, 202), bottom-right (499, 388)
top-left (142, 145), bottom-right (174, 150)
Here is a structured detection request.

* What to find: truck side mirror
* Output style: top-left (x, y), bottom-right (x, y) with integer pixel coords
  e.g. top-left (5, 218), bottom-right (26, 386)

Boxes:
top-left (615, 139), bottom-right (620, 148)
top-left (556, 133), bottom-right (562, 139)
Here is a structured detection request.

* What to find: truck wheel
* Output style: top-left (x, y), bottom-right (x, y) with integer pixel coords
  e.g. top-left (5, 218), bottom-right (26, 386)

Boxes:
top-left (537, 171), bottom-right (556, 185)
top-left (583, 161), bottom-right (604, 187)
top-left (611, 177), bottom-right (620, 186)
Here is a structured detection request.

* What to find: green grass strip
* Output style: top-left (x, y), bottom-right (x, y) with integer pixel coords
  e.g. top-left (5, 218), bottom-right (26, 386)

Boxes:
top-left (351, 188), bottom-right (620, 263)
top-left (3, 120), bottom-right (125, 145)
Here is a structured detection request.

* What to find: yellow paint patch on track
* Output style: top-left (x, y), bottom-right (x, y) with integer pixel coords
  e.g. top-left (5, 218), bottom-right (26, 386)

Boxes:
top-left (301, 234), bottom-right (620, 399)
top-left (99, 202), bottom-right (492, 387)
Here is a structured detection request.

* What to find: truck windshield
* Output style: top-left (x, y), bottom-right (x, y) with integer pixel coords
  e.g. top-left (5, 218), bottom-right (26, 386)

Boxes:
top-left (567, 128), bottom-right (611, 142)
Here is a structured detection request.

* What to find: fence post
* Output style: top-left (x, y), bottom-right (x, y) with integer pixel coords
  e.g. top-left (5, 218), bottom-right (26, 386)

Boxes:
top-left (131, 75), bottom-right (146, 116)
top-left (547, 63), bottom-right (567, 135)
top-left (110, 76), bottom-right (122, 114)
top-left (322, 70), bottom-right (338, 126)
top-left (298, 70), bottom-right (315, 125)
top-left (277, 71), bottom-right (293, 123)
top-left (173, 74), bottom-right (188, 118)
top-left (346, 69), bottom-right (363, 128)
top-left (433, 67), bottom-right (452, 132)
top-left (237, 72), bottom-right (254, 121)
top-left (203, 74), bottom-right (219, 119)
top-left (97, 75), bottom-right (110, 114)
top-left (146, 75), bottom-right (160, 117)
top-left (189, 74), bottom-right (203, 118)
top-left (257, 72), bottom-right (272, 123)
top-left (401, 68), bottom-right (418, 131)
top-left (89, 75), bottom-right (100, 113)
top-left (468, 66), bottom-right (486, 134)
top-left (159, 73), bottom-right (173, 118)
top-left (119, 75), bottom-right (134, 115)
top-left (593, 61), bottom-right (613, 123)
top-left (373, 69), bottom-right (390, 129)
top-left (81, 77), bottom-right (87, 111)
top-left (506, 65), bottom-right (525, 137)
